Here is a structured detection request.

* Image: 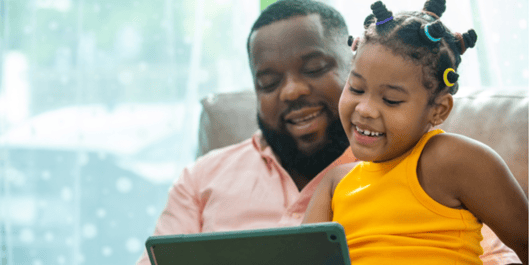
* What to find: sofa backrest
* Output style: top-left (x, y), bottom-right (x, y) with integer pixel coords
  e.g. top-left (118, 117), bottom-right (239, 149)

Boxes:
top-left (197, 87), bottom-right (528, 196)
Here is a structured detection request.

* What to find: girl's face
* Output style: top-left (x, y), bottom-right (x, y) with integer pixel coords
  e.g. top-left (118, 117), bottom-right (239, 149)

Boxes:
top-left (339, 43), bottom-right (437, 162)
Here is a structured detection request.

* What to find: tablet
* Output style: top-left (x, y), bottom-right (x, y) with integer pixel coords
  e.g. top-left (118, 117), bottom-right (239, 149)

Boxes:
top-left (145, 222), bottom-right (351, 265)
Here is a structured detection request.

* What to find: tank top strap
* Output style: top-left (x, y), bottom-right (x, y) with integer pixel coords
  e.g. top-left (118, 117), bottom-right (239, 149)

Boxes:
top-left (407, 129), bottom-right (445, 163)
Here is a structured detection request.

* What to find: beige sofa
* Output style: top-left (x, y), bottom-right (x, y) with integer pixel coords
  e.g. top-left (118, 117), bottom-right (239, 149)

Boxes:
top-left (197, 87), bottom-right (528, 196)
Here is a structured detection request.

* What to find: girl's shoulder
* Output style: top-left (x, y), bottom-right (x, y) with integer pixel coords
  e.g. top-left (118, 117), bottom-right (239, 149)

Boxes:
top-left (419, 132), bottom-right (511, 199)
top-left (416, 133), bottom-right (511, 208)
top-left (422, 132), bottom-right (499, 167)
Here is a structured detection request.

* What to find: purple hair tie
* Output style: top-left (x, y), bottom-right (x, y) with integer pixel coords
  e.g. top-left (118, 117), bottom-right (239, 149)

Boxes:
top-left (376, 16), bottom-right (393, 25)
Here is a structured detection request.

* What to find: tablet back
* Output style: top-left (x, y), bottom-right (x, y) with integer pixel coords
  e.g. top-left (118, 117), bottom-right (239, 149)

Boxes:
top-left (145, 222), bottom-right (351, 265)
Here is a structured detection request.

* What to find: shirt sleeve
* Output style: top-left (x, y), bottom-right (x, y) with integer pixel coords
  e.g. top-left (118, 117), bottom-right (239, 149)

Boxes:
top-left (136, 166), bottom-right (202, 265)
top-left (480, 224), bottom-right (522, 265)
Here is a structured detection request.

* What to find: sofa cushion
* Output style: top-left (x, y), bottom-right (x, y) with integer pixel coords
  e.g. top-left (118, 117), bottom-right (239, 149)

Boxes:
top-left (197, 90), bottom-right (257, 158)
top-left (439, 87), bottom-right (528, 195)
top-left (197, 87), bottom-right (528, 195)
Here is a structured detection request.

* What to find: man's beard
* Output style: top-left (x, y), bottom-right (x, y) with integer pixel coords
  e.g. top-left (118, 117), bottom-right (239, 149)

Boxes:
top-left (257, 112), bottom-right (349, 180)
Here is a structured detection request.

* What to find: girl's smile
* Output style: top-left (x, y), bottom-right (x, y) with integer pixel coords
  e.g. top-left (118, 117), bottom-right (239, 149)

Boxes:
top-left (353, 123), bottom-right (385, 145)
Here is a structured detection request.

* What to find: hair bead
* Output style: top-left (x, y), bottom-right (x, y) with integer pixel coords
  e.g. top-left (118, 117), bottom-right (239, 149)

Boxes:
top-left (443, 68), bottom-right (458, 87)
top-left (419, 21), bottom-right (444, 44)
top-left (348, 36), bottom-right (353, 46)
top-left (424, 24), bottom-right (441, 42)
top-left (376, 16), bottom-right (394, 25)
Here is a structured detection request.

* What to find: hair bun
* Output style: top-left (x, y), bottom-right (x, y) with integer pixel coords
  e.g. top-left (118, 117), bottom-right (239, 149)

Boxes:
top-left (363, 14), bottom-right (376, 29)
top-left (447, 71), bottom-right (459, 83)
top-left (447, 71), bottom-right (459, 94)
top-left (419, 21), bottom-right (445, 44)
top-left (449, 85), bottom-right (458, 95)
top-left (423, 0), bottom-right (446, 18)
top-left (455, 29), bottom-right (478, 54)
top-left (371, 1), bottom-right (393, 25)
top-left (462, 29), bottom-right (478, 49)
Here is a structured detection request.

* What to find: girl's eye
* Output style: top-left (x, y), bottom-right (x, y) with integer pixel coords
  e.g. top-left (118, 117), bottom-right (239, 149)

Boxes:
top-left (383, 98), bottom-right (403, 105)
top-left (349, 86), bottom-right (364, 94)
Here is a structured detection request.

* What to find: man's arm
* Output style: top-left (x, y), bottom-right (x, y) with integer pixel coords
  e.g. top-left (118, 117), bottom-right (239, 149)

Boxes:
top-left (480, 224), bottom-right (523, 265)
top-left (136, 166), bottom-right (202, 265)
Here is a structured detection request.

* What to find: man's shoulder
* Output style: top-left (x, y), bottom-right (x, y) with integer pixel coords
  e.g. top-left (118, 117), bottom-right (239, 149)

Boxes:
top-left (180, 137), bottom-right (265, 187)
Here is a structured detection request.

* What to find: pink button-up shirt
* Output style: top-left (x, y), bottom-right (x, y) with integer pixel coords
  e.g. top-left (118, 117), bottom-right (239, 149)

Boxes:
top-left (137, 131), bottom-right (520, 265)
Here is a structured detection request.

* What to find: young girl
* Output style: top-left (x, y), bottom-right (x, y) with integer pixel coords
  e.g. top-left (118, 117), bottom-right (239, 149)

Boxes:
top-left (302, 1), bottom-right (528, 264)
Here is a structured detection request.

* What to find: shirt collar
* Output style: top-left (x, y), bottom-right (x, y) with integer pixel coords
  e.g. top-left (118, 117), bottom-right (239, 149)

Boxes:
top-left (251, 130), bottom-right (280, 163)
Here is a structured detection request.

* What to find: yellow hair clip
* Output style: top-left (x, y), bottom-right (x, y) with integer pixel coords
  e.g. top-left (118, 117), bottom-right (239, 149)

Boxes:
top-left (443, 68), bottom-right (456, 87)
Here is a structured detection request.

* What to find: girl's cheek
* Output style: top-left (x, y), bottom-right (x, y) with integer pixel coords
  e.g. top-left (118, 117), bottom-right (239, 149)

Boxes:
top-left (338, 91), bottom-right (351, 121)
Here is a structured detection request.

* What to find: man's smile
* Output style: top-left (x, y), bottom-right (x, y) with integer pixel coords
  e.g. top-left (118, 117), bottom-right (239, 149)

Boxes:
top-left (284, 106), bottom-right (326, 137)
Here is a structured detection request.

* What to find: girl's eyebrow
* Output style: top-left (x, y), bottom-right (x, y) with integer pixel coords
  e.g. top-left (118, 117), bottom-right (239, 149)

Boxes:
top-left (350, 70), bottom-right (364, 80)
top-left (351, 69), bottom-right (409, 95)
top-left (384, 85), bottom-right (409, 95)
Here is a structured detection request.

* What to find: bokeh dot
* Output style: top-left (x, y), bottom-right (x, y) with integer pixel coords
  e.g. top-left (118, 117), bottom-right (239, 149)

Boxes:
top-left (126, 237), bottom-right (142, 253)
top-left (116, 177), bottom-right (132, 193)
top-left (82, 223), bottom-right (98, 239)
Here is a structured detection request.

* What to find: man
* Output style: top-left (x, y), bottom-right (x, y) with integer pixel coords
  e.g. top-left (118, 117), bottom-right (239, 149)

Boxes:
top-left (137, 1), bottom-right (520, 264)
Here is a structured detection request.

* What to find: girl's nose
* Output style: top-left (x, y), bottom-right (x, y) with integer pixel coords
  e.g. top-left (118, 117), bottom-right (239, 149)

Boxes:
top-left (355, 97), bottom-right (379, 119)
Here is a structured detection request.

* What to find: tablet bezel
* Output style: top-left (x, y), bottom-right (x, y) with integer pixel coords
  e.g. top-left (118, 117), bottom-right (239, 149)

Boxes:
top-left (145, 222), bottom-right (350, 265)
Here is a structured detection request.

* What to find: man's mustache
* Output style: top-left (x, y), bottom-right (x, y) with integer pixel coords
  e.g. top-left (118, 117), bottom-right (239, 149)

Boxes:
top-left (282, 100), bottom-right (325, 118)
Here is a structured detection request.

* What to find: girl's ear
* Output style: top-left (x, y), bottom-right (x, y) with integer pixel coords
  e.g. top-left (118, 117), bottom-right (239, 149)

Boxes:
top-left (351, 37), bottom-right (361, 53)
top-left (430, 93), bottom-right (453, 126)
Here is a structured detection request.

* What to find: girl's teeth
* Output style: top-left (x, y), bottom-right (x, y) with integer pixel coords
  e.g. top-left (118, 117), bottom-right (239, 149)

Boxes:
top-left (356, 126), bottom-right (383, 137)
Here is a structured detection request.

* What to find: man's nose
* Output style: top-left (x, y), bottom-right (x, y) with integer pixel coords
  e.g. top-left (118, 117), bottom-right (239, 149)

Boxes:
top-left (279, 74), bottom-right (310, 102)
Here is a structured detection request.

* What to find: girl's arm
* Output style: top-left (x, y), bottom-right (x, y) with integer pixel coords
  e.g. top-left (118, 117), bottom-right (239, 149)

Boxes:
top-left (303, 163), bottom-right (357, 224)
top-left (423, 133), bottom-right (528, 264)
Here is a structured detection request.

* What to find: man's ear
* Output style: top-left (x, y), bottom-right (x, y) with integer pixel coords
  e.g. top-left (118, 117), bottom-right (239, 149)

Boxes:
top-left (430, 93), bottom-right (453, 126)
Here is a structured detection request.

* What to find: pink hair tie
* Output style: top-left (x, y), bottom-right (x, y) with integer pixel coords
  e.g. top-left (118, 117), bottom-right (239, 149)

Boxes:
top-left (454, 32), bottom-right (467, 54)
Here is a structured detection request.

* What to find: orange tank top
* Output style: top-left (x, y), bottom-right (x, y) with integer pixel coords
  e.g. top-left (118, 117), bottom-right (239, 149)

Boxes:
top-left (332, 129), bottom-right (483, 265)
